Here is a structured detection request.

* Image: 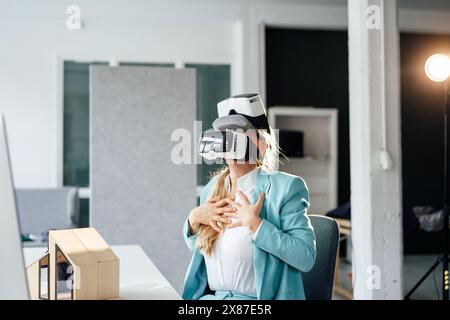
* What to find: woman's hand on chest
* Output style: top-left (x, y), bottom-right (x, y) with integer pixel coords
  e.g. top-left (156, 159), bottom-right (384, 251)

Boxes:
top-left (188, 197), bottom-right (235, 234)
top-left (224, 190), bottom-right (265, 233)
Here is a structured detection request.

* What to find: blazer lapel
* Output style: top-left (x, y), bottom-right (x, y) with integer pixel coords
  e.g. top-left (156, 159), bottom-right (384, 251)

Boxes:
top-left (253, 168), bottom-right (271, 299)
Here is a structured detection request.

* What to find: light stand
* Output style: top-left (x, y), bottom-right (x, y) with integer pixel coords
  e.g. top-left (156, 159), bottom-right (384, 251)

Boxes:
top-left (443, 79), bottom-right (449, 301)
top-left (405, 54), bottom-right (450, 300)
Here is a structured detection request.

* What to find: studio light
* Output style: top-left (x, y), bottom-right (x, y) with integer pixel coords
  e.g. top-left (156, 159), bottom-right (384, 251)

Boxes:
top-left (424, 53), bottom-right (450, 82)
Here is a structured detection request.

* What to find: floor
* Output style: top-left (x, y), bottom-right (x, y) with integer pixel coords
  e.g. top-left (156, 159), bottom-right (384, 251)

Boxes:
top-left (333, 254), bottom-right (444, 300)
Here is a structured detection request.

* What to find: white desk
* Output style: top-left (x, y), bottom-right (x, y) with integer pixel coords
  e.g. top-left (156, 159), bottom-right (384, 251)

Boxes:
top-left (23, 244), bottom-right (181, 300)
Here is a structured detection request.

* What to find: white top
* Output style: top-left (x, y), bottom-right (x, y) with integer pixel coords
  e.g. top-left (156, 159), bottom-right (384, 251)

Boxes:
top-left (204, 167), bottom-right (262, 297)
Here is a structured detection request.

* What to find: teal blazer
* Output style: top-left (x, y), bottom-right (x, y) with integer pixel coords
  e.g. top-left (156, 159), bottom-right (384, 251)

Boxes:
top-left (182, 168), bottom-right (316, 300)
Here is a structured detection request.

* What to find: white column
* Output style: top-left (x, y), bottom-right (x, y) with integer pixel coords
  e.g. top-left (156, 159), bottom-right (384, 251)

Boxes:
top-left (348, 0), bottom-right (403, 299)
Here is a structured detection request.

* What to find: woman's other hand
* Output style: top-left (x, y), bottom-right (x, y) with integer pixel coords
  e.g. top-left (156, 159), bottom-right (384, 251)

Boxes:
top-left (224, 191), bottom-right (265, 233)
top-left (188, 197), bottom-right (236, 234)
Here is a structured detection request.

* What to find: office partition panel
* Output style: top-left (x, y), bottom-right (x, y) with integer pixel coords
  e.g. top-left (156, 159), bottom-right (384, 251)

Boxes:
top-left (90, 65), bottom-right (196, 293)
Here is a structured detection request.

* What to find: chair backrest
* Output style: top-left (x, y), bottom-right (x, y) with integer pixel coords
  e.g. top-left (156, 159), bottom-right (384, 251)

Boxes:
top-left (15, 188), bottom-right (79, 236)
top-left (302, 214), bottom-right (339, 300)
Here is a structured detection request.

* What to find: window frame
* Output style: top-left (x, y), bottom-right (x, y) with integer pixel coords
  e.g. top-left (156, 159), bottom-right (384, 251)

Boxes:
top-left (54, 244), bottom-right (74, 301)
top-left (38, 253), bottom-right (50, 300)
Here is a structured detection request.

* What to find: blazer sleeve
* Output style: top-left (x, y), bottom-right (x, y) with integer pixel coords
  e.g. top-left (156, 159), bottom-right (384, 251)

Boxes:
top-left (253, 177), bottom-right (317, 272)
top-left (183, 218), bottom-right (198, 252)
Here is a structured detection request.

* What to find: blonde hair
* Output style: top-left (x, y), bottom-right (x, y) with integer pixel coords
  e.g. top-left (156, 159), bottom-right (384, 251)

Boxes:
top-left (195, 127), bottom-right (281, 255)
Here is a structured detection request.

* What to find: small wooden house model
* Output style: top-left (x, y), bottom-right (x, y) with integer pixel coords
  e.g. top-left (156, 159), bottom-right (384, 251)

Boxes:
top-left (26, 227), bottom-right (119, 300)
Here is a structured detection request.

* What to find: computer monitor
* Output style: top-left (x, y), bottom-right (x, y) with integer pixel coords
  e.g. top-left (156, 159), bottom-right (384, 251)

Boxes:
top-left (0, 113), bottom-right (29, 299)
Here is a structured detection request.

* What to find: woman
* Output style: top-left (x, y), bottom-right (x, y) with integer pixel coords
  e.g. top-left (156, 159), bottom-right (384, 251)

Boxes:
top-left (182, 100), bottom-right (316, 300)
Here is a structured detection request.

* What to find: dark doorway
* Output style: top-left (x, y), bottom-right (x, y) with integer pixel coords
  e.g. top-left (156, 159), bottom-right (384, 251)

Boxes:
top-left (265, 27), bottom-right (350, 206)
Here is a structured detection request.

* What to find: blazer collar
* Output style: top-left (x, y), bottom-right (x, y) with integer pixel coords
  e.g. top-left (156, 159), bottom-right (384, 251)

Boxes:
top-left (256, 166), bottom-right (271, 188)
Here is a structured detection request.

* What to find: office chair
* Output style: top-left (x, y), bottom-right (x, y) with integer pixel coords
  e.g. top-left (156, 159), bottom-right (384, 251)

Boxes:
top-left (15, 188), bottom-right (79, 236)
top-left (302, 214), bottom-right (339, 300)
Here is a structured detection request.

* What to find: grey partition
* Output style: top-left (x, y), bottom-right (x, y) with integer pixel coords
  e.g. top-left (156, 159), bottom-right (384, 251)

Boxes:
top-left (90, 65), bottom-right (196, 293)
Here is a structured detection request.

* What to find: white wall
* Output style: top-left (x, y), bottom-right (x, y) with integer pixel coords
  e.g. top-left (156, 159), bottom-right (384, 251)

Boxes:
top-left (0, 0), bottom-right (449, 188)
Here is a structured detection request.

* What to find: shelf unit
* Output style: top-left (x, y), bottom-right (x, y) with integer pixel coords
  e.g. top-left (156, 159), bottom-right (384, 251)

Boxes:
top-left (268, 106), bottom-right (338, 214)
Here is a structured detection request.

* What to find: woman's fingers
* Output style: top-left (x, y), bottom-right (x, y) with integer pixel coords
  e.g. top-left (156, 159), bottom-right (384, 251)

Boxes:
top-left (223, 198), bottom-right (241, 208)
top-left (223, 211), bottom-right (238, 218)
top-left (216, 206), bottom-right (236, 214)
top-left (213, 215), bottom-right (231, 225)
top-left (214, 196), bottom-right (239, 208)
top-left (237, 190), bottom-right (250, 205)
top-left (209, 220), bottom-right (221, 233)
top-left (256, 192), bottom-right (265, 208)
top-left (214, 198), bottom-right (232, 208)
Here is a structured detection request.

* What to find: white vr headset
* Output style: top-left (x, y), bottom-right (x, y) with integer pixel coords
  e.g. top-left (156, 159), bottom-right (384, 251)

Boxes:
top-left (198, 93), bottom-right (270, 161)
top-left (198, 129), bottom-right (251, 161)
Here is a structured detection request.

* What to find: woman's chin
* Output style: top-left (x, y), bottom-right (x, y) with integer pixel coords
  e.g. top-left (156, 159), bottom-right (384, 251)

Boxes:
top-left (225, 158), bottom-right (249, 165)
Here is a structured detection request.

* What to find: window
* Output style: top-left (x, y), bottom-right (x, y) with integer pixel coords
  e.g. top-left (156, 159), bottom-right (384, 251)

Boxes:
top-left (185, 64), bottom-right (231, 186)
top-left (63, 61), bottom-right (107, 227)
